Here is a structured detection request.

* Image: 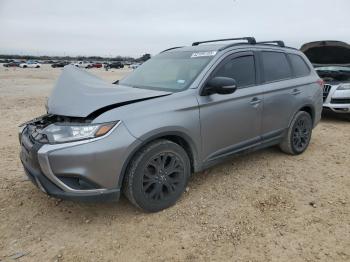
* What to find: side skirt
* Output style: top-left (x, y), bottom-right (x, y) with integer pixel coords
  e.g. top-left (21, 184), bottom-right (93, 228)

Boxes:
top-left (200, 129), bottom-right (286, 171)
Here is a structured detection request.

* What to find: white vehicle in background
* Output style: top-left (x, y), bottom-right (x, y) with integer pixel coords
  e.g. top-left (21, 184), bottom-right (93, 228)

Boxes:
top-left (301, 40), bottom-right (350, 115)
top-left (129, 63), bottom-right (141, 69)
top-left (19, 61), bottom-right (41, 68)
top-left (72, 61), bottom-right (92, 69)
top-left (316, 66), bottom-right (350, 114)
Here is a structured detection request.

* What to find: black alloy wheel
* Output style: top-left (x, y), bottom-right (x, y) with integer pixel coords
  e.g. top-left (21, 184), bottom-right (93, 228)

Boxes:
top-left (142, 152), bottom-right (184, 201)
top-left (123, 140), bottom-right (191, 212)
top-left (292, 116), bottom-right (311, 152)
top-left (280, 111), bottom-right (313, 155)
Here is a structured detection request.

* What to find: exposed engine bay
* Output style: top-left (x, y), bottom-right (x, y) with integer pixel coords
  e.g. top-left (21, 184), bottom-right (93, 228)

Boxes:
top-left (315, 66), bottom-right (350, 82)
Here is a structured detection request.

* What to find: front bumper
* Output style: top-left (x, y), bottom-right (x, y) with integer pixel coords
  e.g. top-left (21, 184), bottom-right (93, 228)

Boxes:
top-left (323, 84), bottom-right (350, 113)
top-left (22, 159), bottom-right (120, 201)
top-left (19, 121), bottom-right (141, 201)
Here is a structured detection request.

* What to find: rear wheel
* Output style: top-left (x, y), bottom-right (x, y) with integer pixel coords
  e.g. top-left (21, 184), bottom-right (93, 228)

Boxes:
top-left (280, 111), bottom-right (313, 155)
top-left (123, 140), bottom-right (191, 212)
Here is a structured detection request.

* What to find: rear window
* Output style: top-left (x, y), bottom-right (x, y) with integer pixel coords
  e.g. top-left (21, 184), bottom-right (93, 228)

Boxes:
top-left (262, 52), bottom-right (292, 82)
top-left (288, 54), bottom-right (310, 77)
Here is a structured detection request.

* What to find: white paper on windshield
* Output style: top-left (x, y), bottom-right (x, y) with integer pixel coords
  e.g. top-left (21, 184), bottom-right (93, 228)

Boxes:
top-left (191, 51), bottom-right (217, 58)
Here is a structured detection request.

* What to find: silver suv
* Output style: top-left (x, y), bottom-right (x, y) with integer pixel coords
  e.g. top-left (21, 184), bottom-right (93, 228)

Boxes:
top-left (19, 37), bottom-right (323, 212)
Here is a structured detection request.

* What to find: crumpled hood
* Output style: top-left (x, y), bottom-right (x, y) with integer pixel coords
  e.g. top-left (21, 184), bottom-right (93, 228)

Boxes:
top-left (300, 40), bottom-right (350, 66)
top-left (47, 65), bottom-right (171, 118)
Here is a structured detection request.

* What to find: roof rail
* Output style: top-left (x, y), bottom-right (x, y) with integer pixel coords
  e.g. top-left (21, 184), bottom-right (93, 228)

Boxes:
top-left (160, 46), bottom-right (184, 53)
top-left (192, 37), bottom-right (256, 46)
top-left (257, 40), bottom-right (285, 47)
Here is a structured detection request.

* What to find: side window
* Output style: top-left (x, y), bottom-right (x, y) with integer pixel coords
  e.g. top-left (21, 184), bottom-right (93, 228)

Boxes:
top-left (261, 52), bottom-right (292, 82)
top-left (214, 55), bottom-right (256, 87)
top-left (288, 54), bottom-right (310, 77)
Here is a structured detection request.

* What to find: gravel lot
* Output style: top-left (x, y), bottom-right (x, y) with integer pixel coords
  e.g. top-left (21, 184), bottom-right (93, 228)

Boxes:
top-left (0, 65), bottom-right (349, 262)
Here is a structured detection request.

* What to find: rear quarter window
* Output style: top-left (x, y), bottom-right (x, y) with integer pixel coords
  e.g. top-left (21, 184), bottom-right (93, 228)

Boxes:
top-left (288, 54), bottom-right (311, 77)
top-left (261, 52), bottom-right (292, 82)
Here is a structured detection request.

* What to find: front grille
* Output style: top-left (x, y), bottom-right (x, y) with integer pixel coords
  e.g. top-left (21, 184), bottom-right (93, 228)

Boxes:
top-left (330, 98), bottom-right (350, 104)
top-left (323, 84), bottom-right (332, 101)
top-left (20, 129), bottom-right (43, 173)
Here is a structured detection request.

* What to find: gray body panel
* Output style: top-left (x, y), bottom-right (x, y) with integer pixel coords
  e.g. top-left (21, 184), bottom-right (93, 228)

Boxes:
top-left (46, 122), bottom-right (141, 189)
top-left (198, 86), bottom-right (263, 162)
top-left (21, 43), bottom-right (323, 200)
top-left (93, 90), bottom-right (202, 169)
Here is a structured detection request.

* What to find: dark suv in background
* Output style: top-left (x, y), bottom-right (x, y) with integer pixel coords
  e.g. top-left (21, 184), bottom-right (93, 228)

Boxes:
top-left (105, 61), bottom-right (124, 69)
top-left (19, 37), bottom-right (323, 212)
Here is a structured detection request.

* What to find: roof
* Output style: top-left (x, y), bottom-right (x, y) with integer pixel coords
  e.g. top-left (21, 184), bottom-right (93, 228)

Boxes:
top-left (162, 43), bottom-right (297, 54)
top-left (161, 37), bottom-right (296, 54)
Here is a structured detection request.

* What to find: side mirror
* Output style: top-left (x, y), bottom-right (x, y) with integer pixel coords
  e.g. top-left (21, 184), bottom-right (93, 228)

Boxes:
top-left (203, 77), bottom-right (237, 95)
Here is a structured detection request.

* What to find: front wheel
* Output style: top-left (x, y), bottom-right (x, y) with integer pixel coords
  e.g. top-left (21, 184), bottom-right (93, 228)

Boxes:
top-left (123, 140), bottom-right (191, 212)
top-left (280, 111), bottom-right (313, 155)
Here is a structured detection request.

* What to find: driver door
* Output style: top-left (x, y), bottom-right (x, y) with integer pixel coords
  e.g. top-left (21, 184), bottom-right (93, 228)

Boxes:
top-left (197, 52), bottom-right (263, 163)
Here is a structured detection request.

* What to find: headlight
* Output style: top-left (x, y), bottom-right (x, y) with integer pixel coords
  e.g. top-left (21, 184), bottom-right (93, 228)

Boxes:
top-left (337, 84), bottom-right (350, 90)
top-left (43, 121), bottom-right (118, 143)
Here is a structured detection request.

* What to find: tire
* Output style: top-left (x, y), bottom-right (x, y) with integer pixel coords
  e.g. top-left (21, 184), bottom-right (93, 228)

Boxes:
top-left (123, 140), bottom-right (191, 212)
top-left (36, 65), bottom-right (40, 68)
top-left (23, 65), bottom-right (27, 68)
top-left (279, 111), bottom-right (313, 155)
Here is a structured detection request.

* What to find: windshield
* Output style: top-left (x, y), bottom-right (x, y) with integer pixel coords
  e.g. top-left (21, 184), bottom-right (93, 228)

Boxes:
top-left (119, 51), bottom-right (215, 91)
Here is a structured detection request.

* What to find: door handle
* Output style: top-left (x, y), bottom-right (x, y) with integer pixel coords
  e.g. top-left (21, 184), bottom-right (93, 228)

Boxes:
top-left (250, 97), bottom-right (262, 105)
top-left (291, 89), bottom-right (301, 95)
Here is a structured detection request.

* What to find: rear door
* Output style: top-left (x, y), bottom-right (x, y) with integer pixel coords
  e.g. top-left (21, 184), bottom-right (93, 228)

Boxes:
top-left (198, 51), bottom-right (263, 163)
top-left (258, 51), bottom-right (297, 140)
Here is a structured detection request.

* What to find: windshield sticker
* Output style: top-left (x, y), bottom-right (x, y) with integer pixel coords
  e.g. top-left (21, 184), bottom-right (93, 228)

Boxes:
top-left (191, 51), bottom-right (217, 58)
top-left (177, 79), bottom-right (186, 84)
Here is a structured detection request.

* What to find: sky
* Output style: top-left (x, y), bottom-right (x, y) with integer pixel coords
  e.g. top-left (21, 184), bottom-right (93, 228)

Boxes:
top-left (0, 0), bottom-right (349, 57)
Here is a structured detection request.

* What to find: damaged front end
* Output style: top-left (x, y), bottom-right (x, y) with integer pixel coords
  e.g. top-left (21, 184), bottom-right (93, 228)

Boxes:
top-left (20, 64), bottom-right (172, 146)
top-left (18, 113), bottom-right (127, 201)
top-left (19, 114), bottom-right (89, 144)
top-left (19, 114), bottom-right (117, 145)
top-left (47, 65), bottom-right (171, 118)
top-left (18, 66), bottom-right (163, 201)
top-left (18, 111), bottom-right (138, 201)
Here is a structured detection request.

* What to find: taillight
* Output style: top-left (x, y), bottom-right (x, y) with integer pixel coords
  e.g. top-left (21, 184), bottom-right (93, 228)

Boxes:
top-left (317, 79), bottom-right (324, 88)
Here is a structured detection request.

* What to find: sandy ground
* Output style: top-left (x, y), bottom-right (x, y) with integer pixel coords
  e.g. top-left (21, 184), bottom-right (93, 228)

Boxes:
top-left (0, 65), bottom-right (349, 262)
